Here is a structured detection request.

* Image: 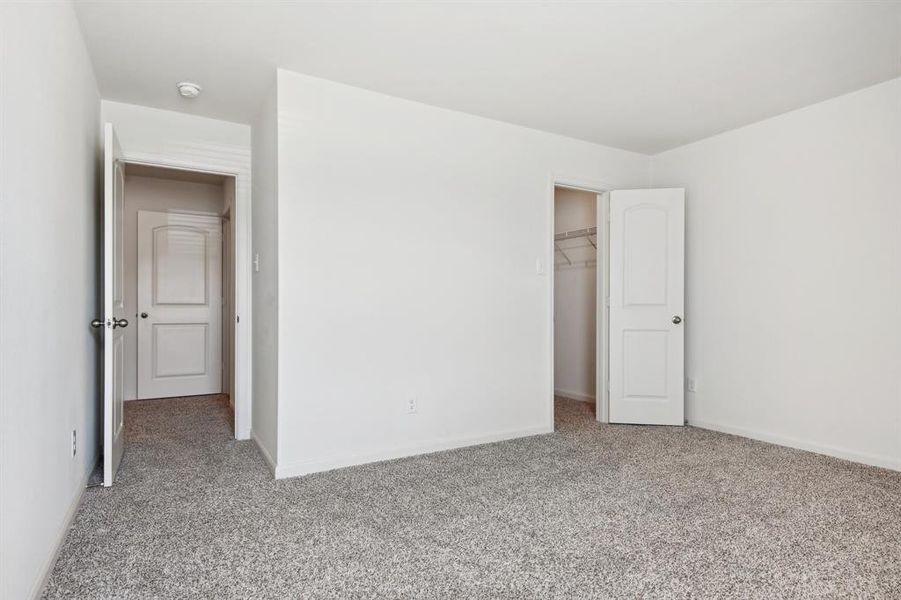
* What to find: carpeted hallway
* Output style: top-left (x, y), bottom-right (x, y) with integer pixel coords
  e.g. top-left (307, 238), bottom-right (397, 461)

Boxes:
top-left (43, 396), bottom-right (901, 599)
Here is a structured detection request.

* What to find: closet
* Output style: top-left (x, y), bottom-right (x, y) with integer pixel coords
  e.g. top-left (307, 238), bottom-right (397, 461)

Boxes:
top-left (553, 186), bottom-right (599, 411)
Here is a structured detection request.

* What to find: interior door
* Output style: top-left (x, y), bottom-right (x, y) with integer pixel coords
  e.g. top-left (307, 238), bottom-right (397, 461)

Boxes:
top-left (137, 210), bottom-right (222, 399)
top-left (103, 123), bottom-right (127, 487)
top-left (608, 188), bottom-right (684, 425)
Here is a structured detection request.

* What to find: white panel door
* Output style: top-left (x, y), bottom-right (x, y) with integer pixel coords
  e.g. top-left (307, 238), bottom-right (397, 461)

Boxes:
top-left (137, 211), bottom-right (222, 399)
top-left (609, 188), bottom-right (684, 425)
top-left (103, 123), bottom-right (127, 487)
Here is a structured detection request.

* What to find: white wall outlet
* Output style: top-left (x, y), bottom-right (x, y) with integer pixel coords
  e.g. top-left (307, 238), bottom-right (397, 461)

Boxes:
top-left (406, 397), bottom-right (417, 414)
top-left (535, 258), bottom-right (545, 275)
top-left (687, 377), bottom-right (698, 393)
top-left (71, 429), bottom-right (77, 458)
top-left (253, 253), bottom-right (261, 273)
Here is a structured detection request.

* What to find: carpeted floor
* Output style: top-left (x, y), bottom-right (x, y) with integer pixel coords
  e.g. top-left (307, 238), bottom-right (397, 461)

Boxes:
top-left (43, 395), bottom-right (901, 599)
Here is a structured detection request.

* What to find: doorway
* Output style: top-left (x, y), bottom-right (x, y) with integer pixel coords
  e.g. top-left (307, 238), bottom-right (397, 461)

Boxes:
top-left (553, 185), bottom-right (608, 428)
top-left (549, 179), bottom-right (686, 431)
top-left (101, 122), bottom-right (251, 486)
top-left (122, 164), bottom-right (236, 411)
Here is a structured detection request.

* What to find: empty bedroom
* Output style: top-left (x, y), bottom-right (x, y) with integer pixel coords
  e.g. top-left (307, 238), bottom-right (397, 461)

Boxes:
top-left (1, 1), bottom-right (899, 598)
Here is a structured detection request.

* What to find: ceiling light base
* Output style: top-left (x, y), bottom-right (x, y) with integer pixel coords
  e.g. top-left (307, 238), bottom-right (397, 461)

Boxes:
top-left (176, 81), bottom-right (202, 98)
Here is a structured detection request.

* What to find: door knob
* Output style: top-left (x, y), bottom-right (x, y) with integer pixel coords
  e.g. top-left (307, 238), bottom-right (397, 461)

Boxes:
top-left (113, 318), bottom-right (129, 328)
top-left (90, 319), bottom-right (104, 329)
top-left (672, 315), bottom-right (682, 325)
top-left (140, 312), bottom-right (148, 319)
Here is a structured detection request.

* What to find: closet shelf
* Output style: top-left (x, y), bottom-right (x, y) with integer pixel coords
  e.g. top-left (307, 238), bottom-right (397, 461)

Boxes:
top-left (554, 226), bottom-right (597, 242)
top-left (554, 226), bottom-right (598, 267)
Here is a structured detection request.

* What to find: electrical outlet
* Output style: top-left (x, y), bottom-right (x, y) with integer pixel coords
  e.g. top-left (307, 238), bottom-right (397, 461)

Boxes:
top-left (71, 429), bottom-right (77, 458)
top-left (687, 377), bottom-right (698, 393)
top-left (406, 397), bottom-right (417, 414)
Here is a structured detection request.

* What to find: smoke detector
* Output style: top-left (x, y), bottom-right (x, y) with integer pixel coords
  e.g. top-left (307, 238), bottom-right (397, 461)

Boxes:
top-left (176, 81), bottom-right (202, 98)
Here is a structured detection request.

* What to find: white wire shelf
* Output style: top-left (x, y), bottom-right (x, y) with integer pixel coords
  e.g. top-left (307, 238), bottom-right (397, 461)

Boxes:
top-left (554, 226), bottom-right (597, 268)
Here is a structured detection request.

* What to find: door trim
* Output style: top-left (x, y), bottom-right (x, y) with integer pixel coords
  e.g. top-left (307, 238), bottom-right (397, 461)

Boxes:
top-left (548, 174), bottom-right (614, 426)
top-left (121, 156), bottom-right (251, 441)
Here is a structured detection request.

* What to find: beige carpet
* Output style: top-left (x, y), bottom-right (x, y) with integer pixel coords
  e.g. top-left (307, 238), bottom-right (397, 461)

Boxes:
top-left (43, 395), bottom-right (901, 598)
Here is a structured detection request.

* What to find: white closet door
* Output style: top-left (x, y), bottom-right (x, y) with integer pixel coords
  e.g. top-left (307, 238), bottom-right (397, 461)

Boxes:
top-left (608, 188), bottom-right (685, 426)
top-left (137, 210), bottom-right (222, 399)
top-left (103, 123), bottom-right (127, 486)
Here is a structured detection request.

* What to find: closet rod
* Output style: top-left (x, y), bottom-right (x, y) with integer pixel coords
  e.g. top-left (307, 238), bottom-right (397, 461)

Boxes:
top-left (556, 259), bottom-right (597, 270)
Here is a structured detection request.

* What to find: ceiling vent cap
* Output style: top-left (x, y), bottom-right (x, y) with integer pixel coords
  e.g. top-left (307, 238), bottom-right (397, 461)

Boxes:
top-left (176, 81), bottom-right (202, 98)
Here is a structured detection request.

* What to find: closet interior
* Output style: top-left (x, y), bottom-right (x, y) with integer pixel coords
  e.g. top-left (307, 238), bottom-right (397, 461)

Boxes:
top-left (553, 186), bottom-right (600, 420)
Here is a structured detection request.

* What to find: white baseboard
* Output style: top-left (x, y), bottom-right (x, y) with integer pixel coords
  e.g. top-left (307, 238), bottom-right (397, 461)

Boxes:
top-left (251, 429), bottom-right (277, 476)
top-left (274, 424), bottom-right (554, 480)
top-left (554, 389), bottom-right (595, 403)
top-left (689, 419), bottom-right (901, 472)
top-left (30, 455), bottom-right (95, 600)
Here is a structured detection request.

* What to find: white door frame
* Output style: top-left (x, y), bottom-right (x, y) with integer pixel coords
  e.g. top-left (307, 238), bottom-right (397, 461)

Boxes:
top-left (548, 174), bottom-right (614, 426)
top-left (123, 156), bottom-right (252, 440)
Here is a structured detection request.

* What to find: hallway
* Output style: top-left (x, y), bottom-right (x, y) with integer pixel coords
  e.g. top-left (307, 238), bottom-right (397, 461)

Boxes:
top-left (43, 397), bottom-right (901, 599)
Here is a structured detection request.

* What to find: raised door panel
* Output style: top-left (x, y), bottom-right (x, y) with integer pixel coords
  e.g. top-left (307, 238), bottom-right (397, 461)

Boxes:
top-left (153, 226), bottom-right (209, 306)
top-left (623, 205), bottom-right (668, 307)
top-left (114, 333), bottom-right (125, 438)
top-left (114, 161), bottom-right (125, 310)
top-left (153, 323), bottom-right (209, 377)
top-left (623, 329), bottom-right (669, 399)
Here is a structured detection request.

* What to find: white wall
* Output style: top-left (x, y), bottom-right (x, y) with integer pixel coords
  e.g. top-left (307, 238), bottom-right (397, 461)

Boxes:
top-left (273, 70), bottom-right (649, 477)
top-left (0, 3), bottom-right (101, 598)
top-left (122, 175), bottom-right (225, 400)
top-left (554, 188), bottom-right (598, 402)
top-left (101, 100), bottom-right (253, 438)
top-left (651, 77), bottom-right (901, 471)
top-left (250, 81), bottom-right (279, 468)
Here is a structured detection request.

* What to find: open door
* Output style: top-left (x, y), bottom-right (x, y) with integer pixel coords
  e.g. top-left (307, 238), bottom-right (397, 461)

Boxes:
top-left (608, 188), bottom-right (684, 425)
top-left (103, 123), bottom-right (126, 486)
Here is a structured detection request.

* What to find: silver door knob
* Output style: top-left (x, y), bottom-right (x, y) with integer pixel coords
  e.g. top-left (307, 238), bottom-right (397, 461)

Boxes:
top-left (113, 318), bottom-right (129, 328)
top-left (90, 319), bottom-right (104, 329)
top-left (672, 315), bottom-right (682, 324)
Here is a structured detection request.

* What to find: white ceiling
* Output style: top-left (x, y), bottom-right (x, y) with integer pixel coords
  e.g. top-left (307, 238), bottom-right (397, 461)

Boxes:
top-left (74, 1), bottom-right (901, 154)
